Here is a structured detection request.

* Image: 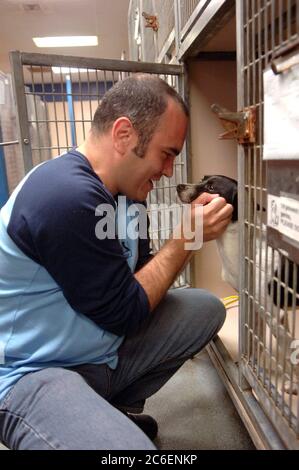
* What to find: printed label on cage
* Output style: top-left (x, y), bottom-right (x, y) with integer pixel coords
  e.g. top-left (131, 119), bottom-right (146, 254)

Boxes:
top-left (268, 194), bottom-right (299, 243)
top-left (263, 67), bottom-right (299, 160)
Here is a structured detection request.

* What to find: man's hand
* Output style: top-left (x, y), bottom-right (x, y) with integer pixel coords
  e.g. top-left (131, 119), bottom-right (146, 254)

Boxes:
top-left (135, 191), bottom-right (233, 312)
top-left (191, 192), bottom-right (233, 242)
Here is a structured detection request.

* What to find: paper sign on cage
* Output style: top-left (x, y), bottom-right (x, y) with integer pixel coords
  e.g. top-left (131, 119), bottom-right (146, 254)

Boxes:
top-left (263, 65), bottom-right (299, 160)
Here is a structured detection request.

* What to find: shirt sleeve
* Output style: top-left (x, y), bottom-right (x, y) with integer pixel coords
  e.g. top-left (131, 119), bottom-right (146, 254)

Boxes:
top-left (8, 164), bottom-right (150, 337)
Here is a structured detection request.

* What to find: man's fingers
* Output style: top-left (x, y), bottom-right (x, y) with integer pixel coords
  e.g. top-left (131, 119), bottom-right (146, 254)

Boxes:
top-left (214, 203), bottom-right (233, 222)
top-left (203, 197), bottom-right (233, 220)
top-left (192, 195), bottom-right (234, 242)
top-left (207, 196), bottom-right (228, 210)
top-left (192, 192), bottom-right (220, 206)
top-left (201, 196), bottom-right (233, 242)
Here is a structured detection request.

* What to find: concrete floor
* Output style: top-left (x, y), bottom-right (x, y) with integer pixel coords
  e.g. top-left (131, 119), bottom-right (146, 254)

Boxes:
top-left (0, 349), bottom-right (255, 450)
top-left (145, 350), bottom-right (255, 450)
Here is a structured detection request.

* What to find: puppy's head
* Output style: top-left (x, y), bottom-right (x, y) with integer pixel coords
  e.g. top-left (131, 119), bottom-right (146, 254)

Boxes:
top-left (177, 175), bottom-right (238, 221)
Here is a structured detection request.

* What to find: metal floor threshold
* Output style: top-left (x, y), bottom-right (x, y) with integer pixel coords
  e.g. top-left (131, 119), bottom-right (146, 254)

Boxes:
top-left (206, 336), bottom-right (286, 450)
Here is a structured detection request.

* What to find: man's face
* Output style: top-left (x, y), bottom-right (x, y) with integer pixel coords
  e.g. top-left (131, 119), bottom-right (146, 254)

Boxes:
top-left (119, 99), bottom-right (188, 201)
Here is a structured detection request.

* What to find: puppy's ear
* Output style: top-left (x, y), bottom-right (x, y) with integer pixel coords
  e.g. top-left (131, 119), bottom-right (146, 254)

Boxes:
top-left (203, 175), bottom-right (211, 181)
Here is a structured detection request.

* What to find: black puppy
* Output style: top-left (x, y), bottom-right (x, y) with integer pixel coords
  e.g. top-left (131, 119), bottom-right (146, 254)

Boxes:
top-left (177, 175), bottom-right (239, 291)
top-left (177, 175), bottom-right (238, 221)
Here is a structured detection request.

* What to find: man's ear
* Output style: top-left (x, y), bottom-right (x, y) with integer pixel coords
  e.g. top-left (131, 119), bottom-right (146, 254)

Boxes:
top-left (111, 117), bottom-right (137, 154)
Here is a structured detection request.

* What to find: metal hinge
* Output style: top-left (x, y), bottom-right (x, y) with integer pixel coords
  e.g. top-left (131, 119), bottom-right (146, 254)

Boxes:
top-left (142, 12), bottom-right (159, 32)
top-left (211, 103), bottom-right (256, 144)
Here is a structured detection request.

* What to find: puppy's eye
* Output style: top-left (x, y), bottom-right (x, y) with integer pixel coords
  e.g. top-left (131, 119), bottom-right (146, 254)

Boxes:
top-left (207, 184), bottom-right (214, 191)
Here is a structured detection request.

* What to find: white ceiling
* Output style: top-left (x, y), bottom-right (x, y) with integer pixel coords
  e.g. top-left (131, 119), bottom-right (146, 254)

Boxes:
top-left (0, 0), bottom-right (130, 74)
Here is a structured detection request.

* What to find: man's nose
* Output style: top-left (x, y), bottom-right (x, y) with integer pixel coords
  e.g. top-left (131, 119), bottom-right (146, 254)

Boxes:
top-left (162, 159), bottom-right (174, 178)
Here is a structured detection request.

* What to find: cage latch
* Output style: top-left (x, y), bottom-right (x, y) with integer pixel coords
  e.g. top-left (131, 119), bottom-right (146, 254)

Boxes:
top-left (211, 103), bottom-right (256, 144)
top-left (142, 12), bottom-right (159, 32)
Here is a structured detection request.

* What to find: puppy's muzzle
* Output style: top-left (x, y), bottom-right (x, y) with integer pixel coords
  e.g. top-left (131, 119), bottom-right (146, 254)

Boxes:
top-left (176, 183), bottom-right (201, 204)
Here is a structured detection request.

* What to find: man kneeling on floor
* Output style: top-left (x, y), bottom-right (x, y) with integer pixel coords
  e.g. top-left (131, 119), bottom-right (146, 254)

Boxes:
top-left (0, 75), bottom-right (232, 450)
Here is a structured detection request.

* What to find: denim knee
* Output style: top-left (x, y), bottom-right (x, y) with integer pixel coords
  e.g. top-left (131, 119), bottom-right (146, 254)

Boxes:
top-left (198, 289), bottom-right (226, 332)
top-left (175, 288), bottom-right (226, 337)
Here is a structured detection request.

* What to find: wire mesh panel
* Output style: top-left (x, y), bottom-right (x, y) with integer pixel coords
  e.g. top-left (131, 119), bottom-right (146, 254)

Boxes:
top-left (140, 0), bottom-right (157, 62)
top-left (154, 0), bottom-right (175, 53)
top-left (128, 0), bottom-right (142, 61)
top-left (238, 0), bottom-right (299, 447)
top-left (9, 52), bottom-right (190, 288)
top-left (128, 0), bottom-right (175, 62)
top-left (179, 0), bottom-right (202, 30)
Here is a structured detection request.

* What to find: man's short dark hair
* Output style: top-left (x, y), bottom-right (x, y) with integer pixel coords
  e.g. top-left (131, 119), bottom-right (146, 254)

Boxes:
top-left (91, 74), bottom-right (189, 157)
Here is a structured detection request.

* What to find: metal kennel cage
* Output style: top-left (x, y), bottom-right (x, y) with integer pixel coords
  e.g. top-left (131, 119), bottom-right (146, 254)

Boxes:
top-left (237, 0), bottom-right (299, 448)
top-left (9, 51), bottom-right (190, 288)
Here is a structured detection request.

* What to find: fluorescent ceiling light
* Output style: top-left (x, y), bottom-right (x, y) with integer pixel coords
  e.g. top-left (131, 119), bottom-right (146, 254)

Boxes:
top-left (52, 67), bottom-right (96, 74)
top-left (33, 36), bottom-right (98, 48)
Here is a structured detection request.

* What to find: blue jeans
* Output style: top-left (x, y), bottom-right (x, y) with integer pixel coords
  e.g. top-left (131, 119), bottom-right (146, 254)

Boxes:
top-left (0, 288), bottom-right (225, 450)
